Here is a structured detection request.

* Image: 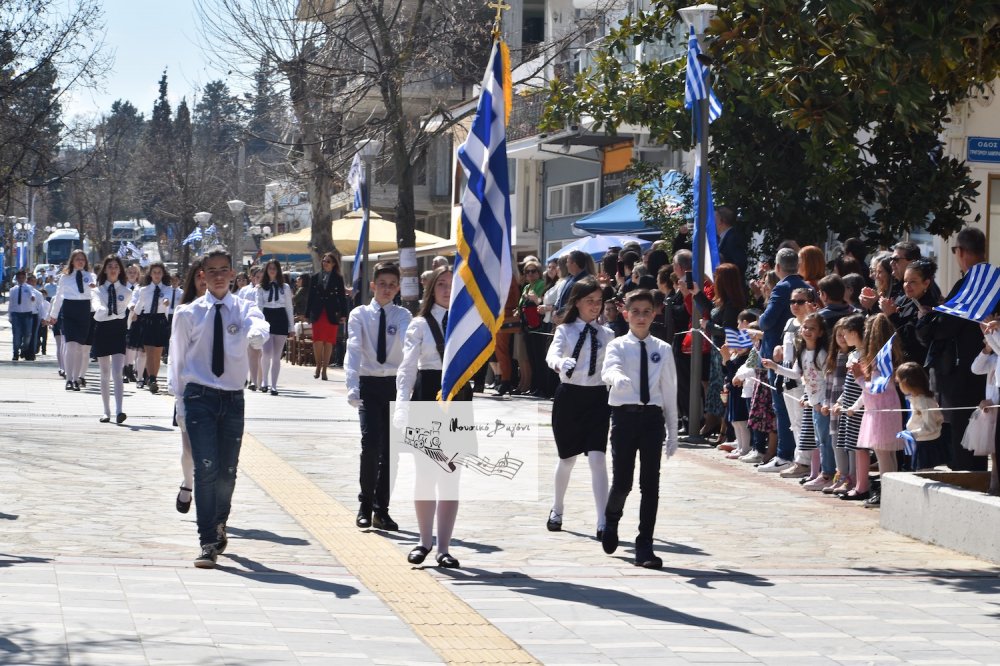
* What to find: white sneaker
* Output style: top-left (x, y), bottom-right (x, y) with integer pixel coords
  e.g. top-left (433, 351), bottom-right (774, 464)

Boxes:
top-left (802, 475), bottom-right (830, 491)
top-left (757, 457), bottom-right (793, 473)
top-left (779, 463), bottom-right (811, 479)
top-left (739, 451), bottom-right (763, 464)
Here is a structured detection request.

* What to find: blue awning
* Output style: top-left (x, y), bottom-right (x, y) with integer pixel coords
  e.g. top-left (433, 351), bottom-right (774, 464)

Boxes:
top-left (573, 170), bottom-right (684, 236)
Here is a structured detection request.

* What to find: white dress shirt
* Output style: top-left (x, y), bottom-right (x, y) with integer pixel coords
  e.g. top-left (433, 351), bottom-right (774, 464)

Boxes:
top-left (345, 300), bottom-right (412, 398)
top-left (256, 283), bottom-right (295, 330)
top-left (7, 283), bottom-right (37, 315)
top-left (601, 331), bottom-right (680, 451)
top-left (129, 282), bottom-right (176, 316)
top-left (396, 304), bottom-right (448, 402)
top-left (34, 292), bottom-right (50, 320)
top-left (238, 284), bottom-right (257, 301)
top-left (48, 270), bottom-right (97, 321)
top-left (546, 318), bottom-right (615, 387)
top-left (167, 291), bottom-right (269, 394)
top-left (91, 282), bottom-right (134, 322)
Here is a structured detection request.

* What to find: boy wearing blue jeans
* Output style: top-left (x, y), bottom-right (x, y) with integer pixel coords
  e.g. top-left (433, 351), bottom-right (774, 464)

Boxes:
top-left (168, 247), bottom-right (269, 568)
top-left (600, 290), bottom-right (680, 569)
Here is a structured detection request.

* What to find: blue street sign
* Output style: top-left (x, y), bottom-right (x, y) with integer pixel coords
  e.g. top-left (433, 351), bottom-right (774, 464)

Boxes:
top-left (968, 136), bottom-right (1000, 163)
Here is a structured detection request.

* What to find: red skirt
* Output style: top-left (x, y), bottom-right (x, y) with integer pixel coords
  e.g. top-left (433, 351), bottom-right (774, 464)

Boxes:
top-left (313, 312), bottom-right (339, 343)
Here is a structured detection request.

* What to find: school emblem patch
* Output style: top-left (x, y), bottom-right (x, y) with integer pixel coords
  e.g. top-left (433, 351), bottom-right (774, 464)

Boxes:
top-left (650, 352), bottom-right (661, 363)
top-left (387, 325), bottom-right (398, 336)
top-left (227, 324), bottom-right (239, 335)
top-left (118, 294), bottom-right (126, 301)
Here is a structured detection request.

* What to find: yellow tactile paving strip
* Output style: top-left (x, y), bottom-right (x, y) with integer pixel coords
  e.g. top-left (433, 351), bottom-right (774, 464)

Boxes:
top-left (240, 434), bottom-right (539, 665)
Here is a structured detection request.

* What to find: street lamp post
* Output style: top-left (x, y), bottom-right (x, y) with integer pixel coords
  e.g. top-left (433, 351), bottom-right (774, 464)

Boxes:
top-left (226, 200), bottom-right (246, 267)
top-left (679, 3), bottom-right (717, 441)
top-left (356, 139), bottom-right (383, 307)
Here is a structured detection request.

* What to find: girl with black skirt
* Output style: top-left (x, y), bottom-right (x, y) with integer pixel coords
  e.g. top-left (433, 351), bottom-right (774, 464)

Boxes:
top-left (393, 267), bottom-right (469, 568)
top-left (544, 276), bottom-right (614, 539)
top-left (47, 250), bottom-right (97, 391)
top-left (256, 259), bottom-right (294, 395)
top-left (123, 264), bottom-right (144, 384)
top-left (128, 262), bottom-right (174, 394)
top-left (91, 255), bottom-right (132, 423)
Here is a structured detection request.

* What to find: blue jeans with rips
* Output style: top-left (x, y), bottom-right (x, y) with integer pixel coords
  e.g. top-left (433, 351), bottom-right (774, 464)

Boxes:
top-left (184, 384), bottom-right (245, 547)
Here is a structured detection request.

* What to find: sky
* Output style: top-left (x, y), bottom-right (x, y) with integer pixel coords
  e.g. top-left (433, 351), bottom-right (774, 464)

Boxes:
top-left (63, 0), bottom-right (230, 120)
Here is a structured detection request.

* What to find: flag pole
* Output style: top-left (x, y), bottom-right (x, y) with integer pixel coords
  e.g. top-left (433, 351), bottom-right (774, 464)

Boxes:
top-left (688, 89), bottom-right (709, 440)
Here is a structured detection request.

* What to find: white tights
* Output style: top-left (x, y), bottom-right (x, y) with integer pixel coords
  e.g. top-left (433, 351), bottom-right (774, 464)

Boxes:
top-left (65, 341), bottom-right (84, 382)
top-left (55, 334), bottom-right (65, 372)
top-left (552, 452), bottom-right (609, 530)
top-left (98, 354), bottom-right (125, 417)
top-left (248, 347), bottom-right (262, 386)
top-left (732, 421), bottom-right (751, 454)
top-left (414, 500), bottom-right (458, 554)
top-left (262, 335), bottom-right (286, 388)
top-left (79, 345), bottom-right (91, 381)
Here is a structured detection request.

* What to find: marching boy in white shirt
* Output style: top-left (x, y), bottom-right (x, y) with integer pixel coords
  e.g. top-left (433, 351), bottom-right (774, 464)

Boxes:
top-left (168, 247), bottom-right (269, 568)
top-left (345, 263), bottom-right (412, 532)
top-left (600, 289), bottom-right (680, 569)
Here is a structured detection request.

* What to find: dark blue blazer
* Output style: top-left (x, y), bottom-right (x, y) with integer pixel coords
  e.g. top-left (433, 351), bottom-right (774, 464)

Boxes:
top-left (717, 227), bottom-right (748, 277)
top-left (758, 273), bottom-right (808, 360)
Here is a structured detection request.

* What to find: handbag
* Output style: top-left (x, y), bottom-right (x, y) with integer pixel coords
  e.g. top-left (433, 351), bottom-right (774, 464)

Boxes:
top-left (520, 303), bottom-right (542, 330)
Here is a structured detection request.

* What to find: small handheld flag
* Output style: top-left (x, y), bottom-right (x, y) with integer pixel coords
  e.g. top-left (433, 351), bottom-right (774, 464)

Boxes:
top-left (724, 327), bottom-right (753, 350)
top-left (868, 334), bottom-right (895, 394)
top-left (934, 262), bottom-right (1000, 322)
top-left (182, 227), bottom-right (203, 246)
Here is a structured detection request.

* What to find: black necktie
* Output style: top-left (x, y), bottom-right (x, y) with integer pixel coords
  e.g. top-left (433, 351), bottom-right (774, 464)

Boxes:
top-left (18, 286), bottom-right (22, 305)
top-left (75, 271), bottom-right (84, 293)
top-left (639, 340), bottom-right (650, 405)
top-left (441, 311), bottom-right (448, 334)
top-left (376, 307), bottom-right (387, 364)
top-left (588, 324), bottom-right (598, 376)
top-left (212, 304), bottom-right (224, 377)
top-left (269, 284), bottom-right (278, 302)
top-left (108, 284), bottom-right (117, 315)
top-left (151, 285), bottom-right (160, 314)
top-left (566, 324), bottom-right (591, 378)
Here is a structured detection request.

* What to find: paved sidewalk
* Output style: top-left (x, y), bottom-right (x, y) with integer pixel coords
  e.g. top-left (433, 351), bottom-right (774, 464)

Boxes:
top-left (2, 308), bottom-right (1000, 665)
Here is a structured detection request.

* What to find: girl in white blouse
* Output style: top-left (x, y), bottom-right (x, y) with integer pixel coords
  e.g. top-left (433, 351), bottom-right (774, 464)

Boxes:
top-left (393, 267), bottom-right (467, 569)
top-left (544, 277), bottom-right (615, 539)
top-left (128, 261), bottom-right (175, 394)
top-left (47, 250), bottom-right (97, 391)
top-left (240, 266), bottom-right (264, 390)
top-left (256, 260), bottom-right (294, 395)
top-left (91, 255), bottom-right (133, 423)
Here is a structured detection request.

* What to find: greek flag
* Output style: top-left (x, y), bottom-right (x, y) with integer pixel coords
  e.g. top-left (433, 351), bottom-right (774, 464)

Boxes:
top-left (868, 334), bottom-right (895, 394)
top-left (724, 327), bottom-right (753, 350)
top-left (440, 38), bottom-right (513, 402)
top-left (685, 25), bottom-right (720, 282)
top-left (204, 224), bottom-right (218, 240)
top-left (348, 152), bottom-right (367, 292)
top-left (897, 429), bottom-right (917, 457)
top-left (125, 241), bottom-right (142, 260)
top-left (117, 242), bottom-right (128, 258)
top-left (934, 262), bottom-right (1000, 322)
top-left (182, 227), bottom-right (202, 246)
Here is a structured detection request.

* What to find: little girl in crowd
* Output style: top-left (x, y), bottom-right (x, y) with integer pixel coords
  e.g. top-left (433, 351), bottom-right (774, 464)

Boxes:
top-left (740, 322), bottom-right (777, 464)
top-left (720, 310), bottom-right (757, 459)
top-left (847, 313), bottom-right (903, 507)
top-left (894, 362), bottom-right (944, 472)
top-left (822, 318), bottom-right (854, 493)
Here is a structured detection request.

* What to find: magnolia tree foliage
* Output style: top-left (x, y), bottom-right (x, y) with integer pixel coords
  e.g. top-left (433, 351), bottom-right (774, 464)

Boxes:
top-left (546, 0), bottom-right (1000, 250)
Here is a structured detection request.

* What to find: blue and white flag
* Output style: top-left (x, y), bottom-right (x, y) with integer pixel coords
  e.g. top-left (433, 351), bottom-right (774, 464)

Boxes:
top-left (897, 429), bottom-right (917, 457)
top-left (685, 25), bottom-right (720, 282)
top-left (204, 224), bottom-right (218, 240)
top-left (934, 262), bottom-right (1000, 322)
top-left (124, 241), bottom-right (142, 260)
top-left (182, 227), bottom-right (202, 246)
top-left (868, 334), bottom-right (896, 394)
top-left (0, 247), bottom-right (5, 284)
top-left (348, 152), bottom-right (367, 292)
top-left (440, 38), bottom-right (513, 402)
top-left (117, 242), bottom-right (129, 258)
top-left (724, 327), bottom-right (753, 350)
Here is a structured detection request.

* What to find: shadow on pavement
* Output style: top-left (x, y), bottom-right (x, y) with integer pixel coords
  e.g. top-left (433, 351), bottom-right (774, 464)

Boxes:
top-left (0, 513), bottom-right (17, 520)
top-left (0, 553), bottom-right (52, 568)
top-left (378, 529), bottom-right (503, 555)
top-left (221, 554), bottom-right (359, 598)
top-left (122, 424), bottom-right (174, 432)
top-left (440, 567), bottom-right (751, 632)
top-left (226, 526), bottom-right (310, 546)
top-left (856, 566), bottom-right (1000, 618)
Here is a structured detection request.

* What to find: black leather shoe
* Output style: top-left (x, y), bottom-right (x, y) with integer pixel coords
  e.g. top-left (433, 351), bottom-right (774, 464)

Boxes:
top-left (176, 487), bottom-right (192, 514)
top-left (436, 552), bottom-right (460, 568)
top-left (545, 511), bottom-right (562, 532)
top-left (840, 490), bottom-right (870, 501)
top-left (99, 416), bottom-right (111, 423)
top-left (601, 523), bottom-right (619, 554)
top-left (635, 555), bottom-right (663, 569)
top-left (116, 413), bottom-right (127, 424)
top-left (372, 513), bottom-right (399, 531)
top-left (863, 493), bottom-right (881, 508)
top-left (407, 546), bottom-right (430, 565)
top-left (356, 509), bottom-right (372, 528)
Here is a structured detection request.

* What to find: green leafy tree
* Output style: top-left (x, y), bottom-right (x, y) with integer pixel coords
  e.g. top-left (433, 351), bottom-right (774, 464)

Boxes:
top-left (545, 0), bottom-right (1000, 250)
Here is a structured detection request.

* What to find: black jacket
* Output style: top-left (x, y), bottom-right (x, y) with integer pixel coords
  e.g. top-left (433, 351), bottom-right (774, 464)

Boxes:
top-left (306, 271), bottom-right (348, 324)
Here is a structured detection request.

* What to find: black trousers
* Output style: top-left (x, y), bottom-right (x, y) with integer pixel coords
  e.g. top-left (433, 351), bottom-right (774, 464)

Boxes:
top-left (605, 406), bottom-right (666, 557)
top-left (358, 376), bottom-right (397, 513)
top-left (673, 344), bottom-right (690, 426)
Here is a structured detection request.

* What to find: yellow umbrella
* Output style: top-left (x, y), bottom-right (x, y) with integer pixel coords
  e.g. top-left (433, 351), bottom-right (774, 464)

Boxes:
top-left (260, 211), bottom-right (448, 256)
top-left (260, 227), bottom-right (312, 255)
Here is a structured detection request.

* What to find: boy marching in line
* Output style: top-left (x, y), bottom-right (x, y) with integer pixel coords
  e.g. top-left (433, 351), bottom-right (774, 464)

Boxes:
top-left (600, 289), bottom-right (680, 569)
top-left (345, 263), bottom-right (412, 531)
top-left (167, 247), bottom-right (269, 568)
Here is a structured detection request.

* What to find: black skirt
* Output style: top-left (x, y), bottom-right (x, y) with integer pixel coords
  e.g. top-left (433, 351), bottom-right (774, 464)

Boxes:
top-left (139, 313), bottom-right (170, 348)
top-left (262, 306), bottom-right (290, 336)
top-left (93, 318), bottom-right (127, 357)
top-left (125, 309), bottom-right (144, 350)
top-left (413, 369), bottom-right (472, 402)
top-left (61, 299), bottom-right (93, 344)
top-left (552, 383), bottom-right (611, 458)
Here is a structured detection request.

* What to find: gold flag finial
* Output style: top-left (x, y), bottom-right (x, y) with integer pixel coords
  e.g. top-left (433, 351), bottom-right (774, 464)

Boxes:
top-left (488, 0), bottom-right (511, 38)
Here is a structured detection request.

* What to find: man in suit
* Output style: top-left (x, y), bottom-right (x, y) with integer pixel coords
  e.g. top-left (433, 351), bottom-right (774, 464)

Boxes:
top-left (715, 206), bottom-right (747, 277)
top-left (756, 248), bottom-right (808, 472)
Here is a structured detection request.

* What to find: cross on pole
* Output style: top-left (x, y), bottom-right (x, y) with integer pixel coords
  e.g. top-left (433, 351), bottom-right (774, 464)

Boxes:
top-left (489, 0), bottom-right (510, 37)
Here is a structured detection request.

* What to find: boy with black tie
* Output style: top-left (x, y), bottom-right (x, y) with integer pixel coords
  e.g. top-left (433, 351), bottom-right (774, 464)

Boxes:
top-left (345, 263), bottom-right (412, 531)
top-left (168, 247), bottom-right (269, 568)
top-left (600, 289), bottom-right (680, 569)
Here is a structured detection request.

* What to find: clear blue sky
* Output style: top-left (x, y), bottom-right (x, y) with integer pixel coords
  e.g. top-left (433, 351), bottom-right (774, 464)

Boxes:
top-left (64, 0), bottom-right (229, 119)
